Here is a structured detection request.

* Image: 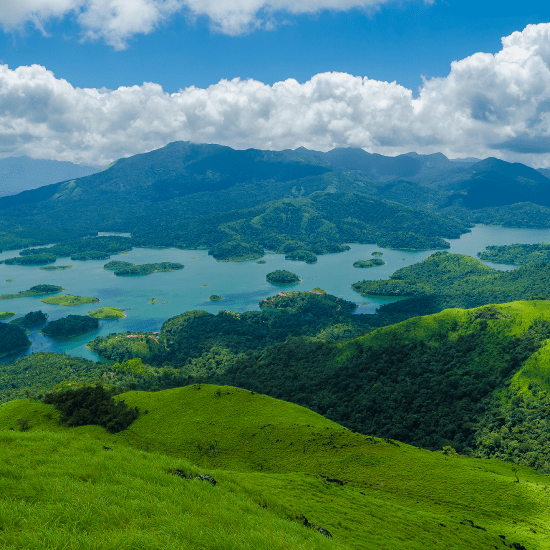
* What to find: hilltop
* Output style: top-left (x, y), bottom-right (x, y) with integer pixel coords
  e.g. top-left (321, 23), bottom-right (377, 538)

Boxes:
top-left (0, 385), bottom-right (547, 549)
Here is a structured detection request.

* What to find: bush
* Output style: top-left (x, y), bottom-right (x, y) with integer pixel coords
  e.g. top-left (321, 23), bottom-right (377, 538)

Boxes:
top-left (43, 385), bottom-right (139, 433)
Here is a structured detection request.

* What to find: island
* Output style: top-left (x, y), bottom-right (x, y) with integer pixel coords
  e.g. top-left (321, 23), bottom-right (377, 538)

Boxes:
top-left (284, 250), bottom-right (317, 263)
top-left (70, 251), bottom-right (111, 260)
top-left (260, 290), bottom-right (357, 316)
top-left (0, 312), bottom-right (15, 320)
top-left (39, 265), bottom-right (73, 271)
top-left (266, 270), bottom-right (301, 284)
top-left (2, 253), bottom-right (57, 265)
top-left (255, 260), bottom-right (267, 264)
top-left (87, 307), bottom-right (126, 319)
top-left (112, 262), bottom-right (184, 276)
top-left (209, 295), bottom-right (223, 301)
top-left (9, 310), bottom-right (48, 327)
top-left (103, 261), bottom-right (135, 270)
top-left (41, 295), bottom-right (100, 306)
top-left (0, 285), bottom-right (63, 300)
top-left (353, 258), bottom-right (386, 268)
top-left (41, 315), bottom-right (100, 337)
top-left (371, 252), bottom-right (384, 256)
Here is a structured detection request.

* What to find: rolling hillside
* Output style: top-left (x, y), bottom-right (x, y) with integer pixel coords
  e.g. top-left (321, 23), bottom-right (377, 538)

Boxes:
top-left (0, 385), bottom-right (547, 549)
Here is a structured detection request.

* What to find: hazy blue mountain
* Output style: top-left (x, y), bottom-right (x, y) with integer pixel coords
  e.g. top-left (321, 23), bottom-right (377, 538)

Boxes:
top-left (0, 156), bottom-right (101, 197)
top-left (537, 167), bottom-right (550, 179)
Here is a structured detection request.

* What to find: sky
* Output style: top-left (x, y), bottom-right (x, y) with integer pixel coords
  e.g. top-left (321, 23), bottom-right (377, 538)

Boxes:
top-left (0, 0), bottom-right (549, 167)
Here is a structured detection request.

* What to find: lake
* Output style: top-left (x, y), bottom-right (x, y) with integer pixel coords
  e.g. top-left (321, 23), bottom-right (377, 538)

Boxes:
top-left (2, 224), bottom-right (550, 362)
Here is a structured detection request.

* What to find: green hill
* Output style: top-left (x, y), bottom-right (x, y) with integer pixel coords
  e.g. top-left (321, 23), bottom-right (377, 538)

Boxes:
top-left (0, 385), bottom-right (548, 549)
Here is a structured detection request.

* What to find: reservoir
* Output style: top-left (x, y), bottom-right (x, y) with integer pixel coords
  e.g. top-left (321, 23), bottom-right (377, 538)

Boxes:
top-left (2, 224), bottom-right (550, 362)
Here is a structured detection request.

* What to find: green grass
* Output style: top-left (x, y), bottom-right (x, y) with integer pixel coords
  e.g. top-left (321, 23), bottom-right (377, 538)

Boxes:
top-left (88, 307), bottom-right (126, 319)
top-left (39, 265), bottom-right (73, 270)
top-left (41, 295), bottom-right (100, 306)
top-left (1, 386), bottom-right (549, 549)
top-left (0, 312), bottom-right (15, 320)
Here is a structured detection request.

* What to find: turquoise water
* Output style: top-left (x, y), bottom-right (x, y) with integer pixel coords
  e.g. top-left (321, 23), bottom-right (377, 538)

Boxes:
top-left (2, 224), bottom-right (550, 362)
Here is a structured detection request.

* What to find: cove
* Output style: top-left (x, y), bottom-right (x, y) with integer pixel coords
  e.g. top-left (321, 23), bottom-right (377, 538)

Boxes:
top-left (2, 224), bottom-right (550, 362)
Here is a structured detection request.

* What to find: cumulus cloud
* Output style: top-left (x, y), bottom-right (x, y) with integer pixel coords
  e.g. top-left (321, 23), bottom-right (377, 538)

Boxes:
top-left (0, 0), bottom-right (429, 47)
top-left (1, 23), bottom-right (550, 167)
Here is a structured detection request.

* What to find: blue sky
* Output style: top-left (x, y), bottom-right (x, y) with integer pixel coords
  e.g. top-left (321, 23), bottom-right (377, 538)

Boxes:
top-left (1, 1), bottom-right (546, 92)
top-left (0, 1), bottom-right (549, 166)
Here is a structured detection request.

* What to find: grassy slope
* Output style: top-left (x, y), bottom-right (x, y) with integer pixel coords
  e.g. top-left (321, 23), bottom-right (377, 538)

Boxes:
top-left (1, 386), bottom-right (549, 549)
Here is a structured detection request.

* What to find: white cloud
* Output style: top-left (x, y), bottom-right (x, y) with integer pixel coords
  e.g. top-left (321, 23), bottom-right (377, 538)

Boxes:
top-left (0, 0), bottom-right (430, 47)
top-left (1, 23), bottom-right (550, 167)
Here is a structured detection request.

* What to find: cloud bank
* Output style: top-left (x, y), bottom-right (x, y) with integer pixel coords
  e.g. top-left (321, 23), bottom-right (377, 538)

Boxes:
top-left (0, 0), bottom-right (429, 47)
top-left (1, 24), bottom-right (550, 167)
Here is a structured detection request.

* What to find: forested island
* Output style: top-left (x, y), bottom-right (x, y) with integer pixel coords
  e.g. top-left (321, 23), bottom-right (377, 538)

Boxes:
top-left (478, 243), bottom-right (550, 265)
top-left (0, 312), bottom-right (15, 320)
top-left (2, 253), bottom-right (57, 265)
top-left (113, 262), bottom-right (184, 276)
top-left (9, 310), bottom-right (48, 327)
top-left (0, 284), bottom-right (63, 300)
top-left (266, 270), bottom-right (300, 284)
top-left (41, 295), bottom-right (100, 306)
top-left (39, 265), bottom-right (73, 270)
top-left (209, 295), bottom-right (223, 301)
top-left (353, 258), bottom-right (385, 268)
top-left (41, 315), bottom-right (99, 337)
top-left (0, 322), bottom-right (30, 357)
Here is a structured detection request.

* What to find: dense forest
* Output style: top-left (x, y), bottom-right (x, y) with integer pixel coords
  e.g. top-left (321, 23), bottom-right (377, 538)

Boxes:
top-left (41, 315), bottom-right (100, 337)
top-left (0, 284), bottom-right (63, 300)
top-left (478, 243), bottom-right (550, 265)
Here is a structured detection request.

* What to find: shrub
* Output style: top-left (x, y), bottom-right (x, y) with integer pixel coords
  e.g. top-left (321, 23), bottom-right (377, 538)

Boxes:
top-left (42, 385), bottom-right (139, 433)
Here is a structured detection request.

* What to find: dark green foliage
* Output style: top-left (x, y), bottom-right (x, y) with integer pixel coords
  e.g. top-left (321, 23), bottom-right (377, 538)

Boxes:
top-left (266, 270), bottom-right (300, 284)
top-left (42, 385), bottom-right (139, 433)
top-left (215, 318), bottom-right (550, 453)
top-left (0, 285), bottom-right (62, 300)
top-left (371, 252), bottom-right (383, 256)
top-left (3, 253), bottom-right (56, 265)
top-left (209, 295), bottom-right (223, 301)
top-left (71, 251), bottom-right (111, 260)
top-left (208, 240), bottom-right (264, 262)
top-left (259, 291), bottom-right (357, 316)
top-left (113, 262), bottom-right (184, 276)
top-left (0, 323), bottom-right (30, 356)
top-left (478, 243), bottom-right (550, 265)
top-left (42, 315), bottom-right (99, 337)
top-left (285, 250), bottom-right (317, 263)
top-left (353, 258), bottom-right (385, 268)
top-left (20, 236), bottom-right (132, 260)
top-left (104, 260), bottom-right (134, 270)
top-left (29, 285), bottom-right (63, 294)
top-left (9, 310), bottom-right (48, 328)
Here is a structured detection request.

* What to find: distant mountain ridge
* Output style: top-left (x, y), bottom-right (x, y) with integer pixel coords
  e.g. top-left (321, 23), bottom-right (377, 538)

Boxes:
top-left (0, 156), bottom-right (101, 198)
top-left (1, 141), bottom-right (550, 252)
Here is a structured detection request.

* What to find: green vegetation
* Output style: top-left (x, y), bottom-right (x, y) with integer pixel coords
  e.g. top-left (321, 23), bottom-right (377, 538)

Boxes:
top-left (87, 307), bottom-right (126, 319)
top-left (478, 243), bottom-right (550, 265)
top-left (0, 312), bottom-right (15, 320)
top-left (351, 251), bottom-right (550, 318)
top-left (353, 258), bottom-right (385, 268)
top-left (3, 252), bottom-right (56, 265)
top-left (260, 291), bottom-right (357, 316)
top-left (0, 284), bottom-right (63, 300)
top-left (41, 294), bottom-right (100, 306)
top-left (71, 250), bottom-right (111, 260)
top-left (0, 322), bottom-right (30, 357)
top-left (255, 260), bottom-right (266, 264)
top-left (103, 260), bottom-right (134, 270)
top-left (42, 315), bottom-right (99, 337)
top-left (209, 295), bottom-right (223, 301)
top-left (19, 236), bottom-right (132, 261)
top-left (0, 385), bottom-right (546, 549)
top-left (9, 310), bottom-right (48, 327)
top-left (266, 270), bottom-right (300, 284)
top-left (43, 385), bottom-right (139, 433)
top-left (371, 251), bottom-right (383, 256)
top-left (149, 298), bottom-right (158, 304)
top-left (113, 262), bottom-right (184, 276)
top-left (39, 264), bottom-right (73, 270)
top-left (208, 240), bottom-right (264, 262)
top-left (285, 249), bottom-right (317, 263)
